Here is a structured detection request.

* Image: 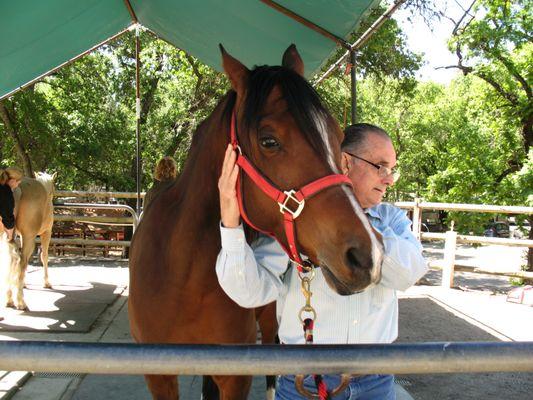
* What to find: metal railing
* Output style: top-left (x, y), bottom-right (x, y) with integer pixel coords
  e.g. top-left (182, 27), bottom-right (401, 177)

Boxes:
top-left (42, 201), bottom-right (140, 251)
top-left (394, 199), bottom-right (533, 287)
top-left (1, 341), bottom-right (532, 376)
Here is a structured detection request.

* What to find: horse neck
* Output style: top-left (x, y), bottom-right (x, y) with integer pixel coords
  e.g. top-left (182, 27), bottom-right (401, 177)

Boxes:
top-left (173, 95), bottom-right (232, 227)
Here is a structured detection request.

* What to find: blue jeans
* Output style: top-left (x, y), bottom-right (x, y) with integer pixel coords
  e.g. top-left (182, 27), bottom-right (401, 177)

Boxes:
top-left (276, 374), bottom-right (395, 400)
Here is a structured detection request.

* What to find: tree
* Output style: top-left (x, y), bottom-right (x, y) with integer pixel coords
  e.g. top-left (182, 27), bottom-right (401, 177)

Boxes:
top-left (441, 0), bottom-right (532, 270)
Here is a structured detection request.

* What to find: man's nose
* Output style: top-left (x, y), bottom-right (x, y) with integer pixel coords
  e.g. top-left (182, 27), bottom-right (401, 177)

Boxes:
top-left (382, 174), bottom-right (394, 186)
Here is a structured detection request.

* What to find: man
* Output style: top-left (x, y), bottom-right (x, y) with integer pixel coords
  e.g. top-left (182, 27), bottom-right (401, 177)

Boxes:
top-left (216, 123), bottom-right (428, 399)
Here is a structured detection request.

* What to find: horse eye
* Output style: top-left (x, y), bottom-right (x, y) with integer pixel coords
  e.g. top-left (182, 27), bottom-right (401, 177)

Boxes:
top-left (259, 137), bottom-right (280, 149)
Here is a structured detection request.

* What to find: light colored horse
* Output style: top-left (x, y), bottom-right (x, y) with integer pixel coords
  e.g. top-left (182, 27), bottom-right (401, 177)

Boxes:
top-left (6, 172), bottom-right (55, 310)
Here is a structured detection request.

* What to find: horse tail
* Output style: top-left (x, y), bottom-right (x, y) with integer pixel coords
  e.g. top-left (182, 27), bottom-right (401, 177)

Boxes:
top-left (201, 376), bottom-right (220, 400)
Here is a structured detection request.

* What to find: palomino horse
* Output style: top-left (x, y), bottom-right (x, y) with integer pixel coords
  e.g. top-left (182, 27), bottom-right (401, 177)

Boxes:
top-left (129, 45), bottom-right (382, 399)
top-left (6, 172), bottom-right (55, 310)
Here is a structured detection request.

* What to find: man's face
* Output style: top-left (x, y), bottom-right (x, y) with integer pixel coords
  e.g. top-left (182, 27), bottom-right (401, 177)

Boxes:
top-left (341, 133), bottom-right (397, 209)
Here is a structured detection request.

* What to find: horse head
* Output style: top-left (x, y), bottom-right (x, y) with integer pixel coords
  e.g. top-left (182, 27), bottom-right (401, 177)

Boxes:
top-left (220, 45), bottom-right (383, 295)
top-left (34, 171), bottom-right (56, 197)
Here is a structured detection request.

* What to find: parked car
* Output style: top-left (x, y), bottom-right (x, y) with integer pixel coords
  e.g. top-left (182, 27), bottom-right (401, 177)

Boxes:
top-left (483, 222), bottom-right (510, 238)
top-left (509, 220), bottom-right (531, 239)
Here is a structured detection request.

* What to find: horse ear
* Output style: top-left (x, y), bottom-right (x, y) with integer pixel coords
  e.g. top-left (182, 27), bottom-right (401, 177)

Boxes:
top-left (282, 44), bottom-right (304, 77)
top-left (219, 44), bottom-right (249, 96)
top-left (51, 172), bottom-right (57, 180)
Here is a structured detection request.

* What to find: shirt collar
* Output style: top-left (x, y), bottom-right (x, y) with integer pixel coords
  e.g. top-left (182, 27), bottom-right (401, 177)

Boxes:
top-left (365, 205), bottom-right (381, 220)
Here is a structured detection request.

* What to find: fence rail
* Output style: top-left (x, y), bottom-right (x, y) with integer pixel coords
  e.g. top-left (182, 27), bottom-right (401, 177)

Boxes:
top-left (1, 341), bottom-right (532, 376)
top-left (55, 190), bottom-right (145, 199)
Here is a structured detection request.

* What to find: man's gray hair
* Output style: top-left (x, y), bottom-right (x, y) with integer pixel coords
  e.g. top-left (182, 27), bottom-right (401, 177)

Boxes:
top-left (341, 123), bottom-right (390, 153)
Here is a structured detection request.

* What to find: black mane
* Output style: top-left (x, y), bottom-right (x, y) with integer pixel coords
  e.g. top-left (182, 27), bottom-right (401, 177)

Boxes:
top-left (223, 65), bottom-right (331, 160)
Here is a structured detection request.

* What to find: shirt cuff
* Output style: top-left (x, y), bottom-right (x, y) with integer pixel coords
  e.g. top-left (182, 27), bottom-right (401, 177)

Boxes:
top-left (220, 222), bottom-right (246, 252)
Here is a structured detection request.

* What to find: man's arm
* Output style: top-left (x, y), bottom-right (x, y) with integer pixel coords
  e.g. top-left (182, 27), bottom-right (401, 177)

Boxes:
top-left (377, 205), bottom-right (428, 291)
top-left (216, 225), bottom-right (289, 308)
top-left (215, 144), bottom-right (289, 307)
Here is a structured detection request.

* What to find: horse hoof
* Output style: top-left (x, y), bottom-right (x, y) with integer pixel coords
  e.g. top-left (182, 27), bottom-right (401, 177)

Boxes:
top-left (44, 283), bottom-right (52, 289)
top-left (6, 301), bottom-right (15, 309)
top-left (16, 304), bottom-right (28, 311)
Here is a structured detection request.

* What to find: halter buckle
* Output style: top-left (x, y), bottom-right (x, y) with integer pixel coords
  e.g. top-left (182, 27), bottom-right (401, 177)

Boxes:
top-left (278, 190), bottom-right (305, 218)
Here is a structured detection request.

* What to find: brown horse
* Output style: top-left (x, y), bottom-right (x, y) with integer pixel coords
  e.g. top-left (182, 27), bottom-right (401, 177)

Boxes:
top-left (129, 45), bottom-right (382, 399)
top-left (6, 172), bottom-right (55, 310)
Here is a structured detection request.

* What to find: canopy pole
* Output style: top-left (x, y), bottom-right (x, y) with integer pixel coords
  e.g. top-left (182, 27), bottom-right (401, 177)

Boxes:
top-left (315, 0), bottom-right (406, 85)
top-left (135, 25), bottom-right (141, 215)
top-left (259, 0), bottom-right (351, 50)
top-left (350, 50), bottom-right (357, 125)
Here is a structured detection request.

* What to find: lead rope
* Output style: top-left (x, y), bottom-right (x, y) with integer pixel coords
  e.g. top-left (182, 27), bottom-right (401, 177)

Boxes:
top-left (297, 261), bottom-right (331, 400)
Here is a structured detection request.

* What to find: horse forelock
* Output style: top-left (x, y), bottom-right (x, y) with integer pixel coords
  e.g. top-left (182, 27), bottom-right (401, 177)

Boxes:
top-left (227, 66), bottom-right (336, 166)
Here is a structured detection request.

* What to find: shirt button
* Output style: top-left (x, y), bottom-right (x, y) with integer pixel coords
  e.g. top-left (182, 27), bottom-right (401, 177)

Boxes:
top-left (352, 319), bottom-right (358, 325)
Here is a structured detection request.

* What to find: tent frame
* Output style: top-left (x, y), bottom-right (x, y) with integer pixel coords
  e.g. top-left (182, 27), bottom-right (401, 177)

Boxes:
top-left (2, 1), bottom-right (405, 209)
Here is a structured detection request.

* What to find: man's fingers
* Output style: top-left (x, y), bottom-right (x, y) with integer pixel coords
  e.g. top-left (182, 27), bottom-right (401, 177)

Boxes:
top-left (221, 144), bottom-right (232, 176)
top-left (229, 164), bottom-right (239, 186)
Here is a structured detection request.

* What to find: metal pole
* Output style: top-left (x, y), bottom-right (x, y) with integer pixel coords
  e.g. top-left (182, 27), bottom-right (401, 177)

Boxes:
top-left (259, 0), bottom-right (351, 50)
top-left (135, 25), bottom-right (141, 215)
top-left (350, 50), bottom-right (357, 124)
top-left (1, 341), bottom-right (533, 376)
top-left (315, 0), bottom-right (407, 86)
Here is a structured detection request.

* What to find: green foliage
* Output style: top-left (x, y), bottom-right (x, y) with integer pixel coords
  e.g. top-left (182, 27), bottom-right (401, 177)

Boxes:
top-left (0, 30), bottom-right (228, 192)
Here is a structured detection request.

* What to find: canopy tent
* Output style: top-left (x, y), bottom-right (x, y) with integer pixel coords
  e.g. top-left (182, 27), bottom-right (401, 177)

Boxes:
top-left (0, 0), bottom-right (382, 101)
top-left (2, 0), bottom-right (394, 213)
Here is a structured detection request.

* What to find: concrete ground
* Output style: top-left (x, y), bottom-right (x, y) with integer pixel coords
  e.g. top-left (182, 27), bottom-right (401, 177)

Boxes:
top-left (0, 243), bottom-right (531, 399)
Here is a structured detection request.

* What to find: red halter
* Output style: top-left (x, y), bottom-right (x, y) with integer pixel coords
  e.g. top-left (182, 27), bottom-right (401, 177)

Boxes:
top-left (229, 111), bottom-right (353, 269)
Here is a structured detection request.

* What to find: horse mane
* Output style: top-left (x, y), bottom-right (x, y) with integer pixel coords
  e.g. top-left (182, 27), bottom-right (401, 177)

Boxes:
top-left (222, 65), bottom-right (331, 162)
top-left (34, 172), bottom-right (55, 196)
top-left (160, 64), bottom-right (333, 235)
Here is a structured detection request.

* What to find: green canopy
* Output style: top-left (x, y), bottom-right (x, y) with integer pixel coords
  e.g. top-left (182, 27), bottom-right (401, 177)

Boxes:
top-left (0, 0), bottom-right (380, 100)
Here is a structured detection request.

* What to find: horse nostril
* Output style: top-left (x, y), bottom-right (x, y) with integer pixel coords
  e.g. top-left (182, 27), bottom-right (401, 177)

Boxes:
top-left (346, 247), bottom-right (363, 270)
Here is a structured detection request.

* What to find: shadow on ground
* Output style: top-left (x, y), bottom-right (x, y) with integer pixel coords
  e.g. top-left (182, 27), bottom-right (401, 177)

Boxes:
top-left (397, 297), bottom-right (533, 400)
top-left (0, 281), bottom-right (123, 333)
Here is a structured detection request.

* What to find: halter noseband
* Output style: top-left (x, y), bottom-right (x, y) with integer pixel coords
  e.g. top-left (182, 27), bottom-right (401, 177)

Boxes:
top-left (229, 110), bottom-right (352, 269)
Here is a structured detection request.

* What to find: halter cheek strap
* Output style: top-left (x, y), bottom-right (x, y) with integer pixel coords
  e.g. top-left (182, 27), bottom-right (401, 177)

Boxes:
top-left (229, 111), bottom-right (352, 269)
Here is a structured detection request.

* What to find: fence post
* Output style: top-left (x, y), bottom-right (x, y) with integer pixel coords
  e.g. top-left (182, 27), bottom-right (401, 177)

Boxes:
top-left (442, 221), bottom-right (457, 288)
top-left (412, 197), bottom-right (422, 241)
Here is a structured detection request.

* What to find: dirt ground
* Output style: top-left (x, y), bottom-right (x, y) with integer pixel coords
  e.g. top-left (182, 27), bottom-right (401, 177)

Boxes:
top-left (396, 253), bottom-right (533, 400)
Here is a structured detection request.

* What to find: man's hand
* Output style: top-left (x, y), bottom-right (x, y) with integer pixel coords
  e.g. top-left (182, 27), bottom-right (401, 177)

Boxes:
top-left (218, 144), bottom-right (241, 228)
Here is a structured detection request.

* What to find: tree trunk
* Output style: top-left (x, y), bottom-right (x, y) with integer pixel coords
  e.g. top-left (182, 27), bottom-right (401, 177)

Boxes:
top-left (0, 100), bottom-right (34, 176)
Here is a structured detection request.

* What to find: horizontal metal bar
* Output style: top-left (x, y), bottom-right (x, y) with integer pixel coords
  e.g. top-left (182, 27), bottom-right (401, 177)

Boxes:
top-left (421, 232), bottom-right (533, 248)
top-left (53, 203), bottom-right (139, 231)
top-left (55, 190), bottom-right (145, 199)
top-left (1, 341), bottom-right (532, 376)
top-left (36, 238), bottom-right (130, 247)
top-left (395, 202), bottom-right (533, 215)
top-left (54, 215), bottom-right (133, 224)
top-left (428, 261), bottom-right (533, 279)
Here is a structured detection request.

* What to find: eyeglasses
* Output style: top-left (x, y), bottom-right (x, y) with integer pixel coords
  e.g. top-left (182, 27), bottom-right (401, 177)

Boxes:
top-left (344, 151), bottom-right (400, 182)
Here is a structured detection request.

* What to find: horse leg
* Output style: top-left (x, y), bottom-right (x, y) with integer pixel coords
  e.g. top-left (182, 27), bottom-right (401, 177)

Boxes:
top-left (202, 376), bottom-right (220, 399)
top-left (40, 230), bottom-right (52, 288)
top-left (15, 235), bottom-right (35, 310)
top-left (144, 374), bottom-right (178, 400)
top-left (213, 375), bottom-right (252, 400)
top-left (3, 240), bottom-right (18, 308)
